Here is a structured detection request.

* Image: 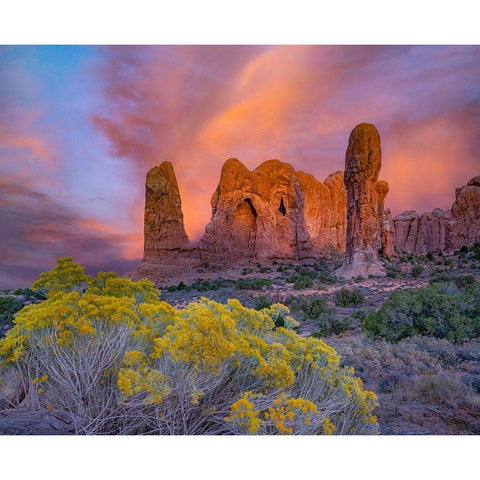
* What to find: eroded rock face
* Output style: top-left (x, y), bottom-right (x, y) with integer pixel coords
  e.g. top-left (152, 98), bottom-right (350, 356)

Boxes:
top-left (297, 170), bottom-right (347, 252)
top-left (393, 176), bottom-right (479, 254)
top-left (335, 123), bottom-right (386, 278)
top-left (375, 180), bottom-right (389, 222)
top-left (447, 176), bottom-right (480, 249)
top-left (381, 209), bottom-right (395, 259)
top-left (144, 161), bottom-right (190, 261)
top-left (393, 210), bottom-right (420, 254)
top-left (199, 159), bottom-right (311, 260)
top-left (394, 209), bottom-right (450, 255)
top-left (197, 159), bottom-right (350, 261)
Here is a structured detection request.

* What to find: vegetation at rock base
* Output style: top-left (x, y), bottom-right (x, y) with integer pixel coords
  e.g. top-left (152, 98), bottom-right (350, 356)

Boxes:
top-left (363, 276), bottom-right (480, 343)
top-left (0, 258), bottom-right (377, 435)
top-left (335, 287), bottom-right (365, 307)
top-left (411, 264), bottom-right (425, 278)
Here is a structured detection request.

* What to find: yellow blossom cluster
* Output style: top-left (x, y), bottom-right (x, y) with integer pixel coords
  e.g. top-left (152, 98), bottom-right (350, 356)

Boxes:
top-left (31, 257), bottom-right (91, 298)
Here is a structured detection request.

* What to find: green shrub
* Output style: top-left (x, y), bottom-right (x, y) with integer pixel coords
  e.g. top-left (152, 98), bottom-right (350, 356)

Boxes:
top-left (335, 288), bottom-right (365, 307)
top-left (443, 258), bottom-right (454, 267)
top-left (425, 252), bottom-right (434, 262)
top-left (363, 282), bottom-right (480, 343)
top-left (311, 315), bottom-right (351, 337)
top-left (386, 266), bottom-right (400, 278)
top-left (235, 278), bottom-right (272, 290)
top-left (189, 278), bottom-right (235, 292)
top-left (429, 268), bottom-right (453, 284)
top-left (475, 243), bottom-right (480, 260)
top-left (293, 276), bottom-right (313, 290)
top-left (315, 270), bottom-right (337, 285)
top-left (411, 264), bottom-right (424, 278)
top-left (0, 297), bottom-right (22, 324)
top-left (286, 296), bottom-right (328, 320)
top-left (254, 296), bottom-right (272, 311)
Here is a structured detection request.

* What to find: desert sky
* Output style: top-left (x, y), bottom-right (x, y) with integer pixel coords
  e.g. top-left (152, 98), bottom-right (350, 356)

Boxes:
top-left (1, 45), bottom-right (479, 287)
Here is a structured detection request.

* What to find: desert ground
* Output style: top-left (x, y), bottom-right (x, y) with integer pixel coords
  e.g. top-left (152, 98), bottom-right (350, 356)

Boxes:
top-left (138, 249), bottom-right (480, 434)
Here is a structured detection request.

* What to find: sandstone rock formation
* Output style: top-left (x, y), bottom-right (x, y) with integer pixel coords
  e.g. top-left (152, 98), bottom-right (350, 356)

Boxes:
top-left (447, 175), bottom-right (480, 249)
top-left (335, 123), bottom-right (387, 278)
top-left (198, 159), bottom-right (348, 261)
top-left (393, 176), bottom-right (479, 255)
top-left (296, 170), bottom-right (347, 252)
top-left (394, 208), bottom-right (450, 255)
top-left (144, 161), bottom-right (190, 262)
top-left (133, 125), bottom-right (479, 286)
top-left (380, 209), bottom-right (395, 259)
top-left (375, 180), bottom-right (389, 223)
top-left (198, 159), bottom-right (310, 260)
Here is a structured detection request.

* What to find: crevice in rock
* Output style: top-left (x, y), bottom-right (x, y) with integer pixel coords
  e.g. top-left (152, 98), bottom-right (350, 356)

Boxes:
top-left (244, 198), bottom-right (258, 217)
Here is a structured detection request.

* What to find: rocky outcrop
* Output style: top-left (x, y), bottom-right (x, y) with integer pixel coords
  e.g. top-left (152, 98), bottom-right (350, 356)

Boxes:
top-left (447, 176), bottom-right (480, 250)
top-left (393, 210), bottom-right (420, 254)
top-left (198, 159), bottom-right (310, 260)
top-left (135, 125), bottom-right (478, 285)
top-left (297, 170), bottom-right (347, 252)
top-left (196, 159), bottom-right (349, 261)
top-left (144, 161), bottom-right (190, 262)
top-left (381, 209), bottom-right (395, 259)
top-left (393, 176), bottom-right (479, 255)
top-left (394, 209), bottom-right (450, 255)
top-left (336, 123), bottom-right (387, 278)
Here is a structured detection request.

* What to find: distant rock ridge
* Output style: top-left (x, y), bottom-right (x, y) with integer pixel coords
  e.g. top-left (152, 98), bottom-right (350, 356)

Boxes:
top-left (392, 176), bottom-right (480, 255)
top-left (133, 125), bottom-right (479, 284)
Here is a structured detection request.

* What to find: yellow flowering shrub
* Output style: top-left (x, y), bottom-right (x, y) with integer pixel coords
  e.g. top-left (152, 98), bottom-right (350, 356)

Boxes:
top-left (0, 259), bottom-right (379, 435)
top-left (32, 257), bottom-right (91, 298)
